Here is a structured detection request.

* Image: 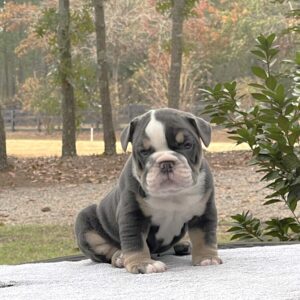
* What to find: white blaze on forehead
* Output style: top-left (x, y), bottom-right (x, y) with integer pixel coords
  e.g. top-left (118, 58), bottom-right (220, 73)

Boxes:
top-left (145, 110), bottom-right (169, 151)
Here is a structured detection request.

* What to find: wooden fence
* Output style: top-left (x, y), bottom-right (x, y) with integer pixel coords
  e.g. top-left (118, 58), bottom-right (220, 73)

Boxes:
top-left (3, 104), bottom-right (149, 132)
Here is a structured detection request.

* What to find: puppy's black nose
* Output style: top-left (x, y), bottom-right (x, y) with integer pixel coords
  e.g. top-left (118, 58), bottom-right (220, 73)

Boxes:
top-left (159, 161), bottom-right (175, 174)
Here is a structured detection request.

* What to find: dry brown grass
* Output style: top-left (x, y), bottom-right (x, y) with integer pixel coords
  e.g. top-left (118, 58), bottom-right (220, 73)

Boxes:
top-left (6, 139), bottom-right (249, 157)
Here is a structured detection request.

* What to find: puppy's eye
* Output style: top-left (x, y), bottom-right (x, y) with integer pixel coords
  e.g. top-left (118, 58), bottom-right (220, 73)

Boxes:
top-left (183, 141), bottom-right (193, 149)
top-left (140, 149), bottom-right (151, 156)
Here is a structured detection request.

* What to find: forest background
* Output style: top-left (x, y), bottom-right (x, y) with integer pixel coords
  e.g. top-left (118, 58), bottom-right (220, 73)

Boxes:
top-left (0, 0), bottom-right (298, 126)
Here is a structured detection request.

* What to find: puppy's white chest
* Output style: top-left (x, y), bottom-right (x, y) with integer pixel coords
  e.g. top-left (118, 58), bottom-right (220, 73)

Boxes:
top-left (144, 194), bottom-right (208, 245)
top-left (150, 210), bottom-right (188, 245)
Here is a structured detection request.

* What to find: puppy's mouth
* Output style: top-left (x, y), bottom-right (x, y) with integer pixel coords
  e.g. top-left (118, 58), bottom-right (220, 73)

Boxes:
top-left (145, 162), bottom-right (194, 195)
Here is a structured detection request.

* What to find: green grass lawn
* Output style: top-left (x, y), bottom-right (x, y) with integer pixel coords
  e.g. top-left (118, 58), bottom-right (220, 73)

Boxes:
top-left (0, 224), bottom-right (79, 265)
top-left (0, 224), bottom-right (230, 265)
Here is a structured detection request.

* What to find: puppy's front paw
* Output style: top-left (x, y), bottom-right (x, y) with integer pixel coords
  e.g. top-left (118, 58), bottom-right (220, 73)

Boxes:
top-left (126, 259), bottom-right (167, 274)
top-left (192, 256), bottom-right (223, 266)
top-left (111, 250), bottom-right (124, 268)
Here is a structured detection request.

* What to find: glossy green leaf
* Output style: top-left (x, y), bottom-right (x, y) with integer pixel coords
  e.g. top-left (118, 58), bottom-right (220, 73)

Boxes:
top-left (266, 76), bottom-right (277, 90)
top-left (278, 115), bottom-right (290, 132)
top-left (251, 50), bottom-right (266, 59)
top-left (251, 93), bottom-right (269, 101)
top-left (263, 199), bottom-right (282, 205)
top-left (251, 66), bottom-right (267, 79)
top-left (267, 33), bottom-right (276, 45)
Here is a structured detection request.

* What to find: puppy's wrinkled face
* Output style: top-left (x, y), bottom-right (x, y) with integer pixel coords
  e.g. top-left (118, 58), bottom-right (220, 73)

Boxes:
top-left (129, 109), bottom-right (208, 197)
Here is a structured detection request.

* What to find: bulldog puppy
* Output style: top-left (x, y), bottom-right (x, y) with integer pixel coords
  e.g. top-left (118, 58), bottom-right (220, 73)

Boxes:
top-left (75, 108), bottom-right (222, 274)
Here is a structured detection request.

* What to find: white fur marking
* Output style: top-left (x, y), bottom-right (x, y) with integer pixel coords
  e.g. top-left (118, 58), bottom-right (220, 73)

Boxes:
top-left (198, 258), bottom-right (221, 266)
top-left (145, 261), bottom-right (167, 273)
top-left (151, 194), bottom-right (207, 245)
top-left (140, 171), bottom-right (208, 246)
top-left (145, 111), bottom-right (168, 151)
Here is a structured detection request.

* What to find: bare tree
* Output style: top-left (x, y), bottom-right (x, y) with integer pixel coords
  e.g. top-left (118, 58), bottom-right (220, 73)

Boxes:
top-left (0, 105), bottom-right (8, 170)
top-left (57, 0), bottom-right (77, 157)
top-left (168, 0), bottom-right (185, 109)
top-left (94, 0), bottom-right (116, 155)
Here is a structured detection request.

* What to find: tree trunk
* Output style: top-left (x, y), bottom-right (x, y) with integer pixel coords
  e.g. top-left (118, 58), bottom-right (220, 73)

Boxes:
top-left (1, 26), bottom-right (9, 170)
top-left (0, 105), bottom-right (8, 170)
top-left (94, 0), bottom-right (116, 155)
top-left (17, 28), bottom-right (25, 86)
top-left (57, 0), bottom-right (77, 157)
top-left (168, 0), bottom-right (185, 109)
top-left (3, 29), bottom-right (10, 101)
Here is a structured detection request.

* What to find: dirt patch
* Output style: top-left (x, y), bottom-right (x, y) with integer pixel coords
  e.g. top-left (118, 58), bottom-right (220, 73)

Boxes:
top-left (0, 150), bottom-right (293, 229)
top-left (0, 151), bottom-right (251, 188)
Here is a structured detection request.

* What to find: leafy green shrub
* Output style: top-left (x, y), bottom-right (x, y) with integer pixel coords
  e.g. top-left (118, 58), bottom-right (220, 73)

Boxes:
top-left (201, 33), bottom-right (300, 241)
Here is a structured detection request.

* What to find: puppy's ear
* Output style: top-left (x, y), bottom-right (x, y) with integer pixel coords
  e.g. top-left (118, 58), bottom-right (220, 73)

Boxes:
top-left (187, 116), bottom-right (211, 147)
top-left (120, 118), bottom-right (138, 152)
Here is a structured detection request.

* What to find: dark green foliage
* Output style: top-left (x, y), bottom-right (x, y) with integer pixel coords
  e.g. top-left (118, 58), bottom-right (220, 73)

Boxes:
top-left (33, 4), bottom-right (97, 129)
top-left (201, 33), bottom-right (300, 241)
top-left (35, 5), bottom-right (94, 48)
top-left (35, 8), bottom-right (58, 39)
top-left (265, 217), bottom-right (300, 241)
top-left (228, 211), bottom-right (264, 241)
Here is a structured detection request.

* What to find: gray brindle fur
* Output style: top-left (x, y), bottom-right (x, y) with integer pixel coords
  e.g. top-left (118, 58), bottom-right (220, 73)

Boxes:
top-left (75, 108), bottom-right (222, 274)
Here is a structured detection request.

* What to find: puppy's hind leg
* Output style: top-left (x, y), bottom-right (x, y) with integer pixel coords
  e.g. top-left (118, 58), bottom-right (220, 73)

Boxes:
top-left (75, 204), bottom-right (120, 264)
top-left (173, 234), bottom-right (191, 256)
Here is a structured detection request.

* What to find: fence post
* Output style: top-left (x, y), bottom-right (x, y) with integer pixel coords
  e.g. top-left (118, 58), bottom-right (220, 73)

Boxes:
top-left (128, 104), bottom-right (133, 121)
top-left (11, 110), bottom-right (16, 132)
top-left (37, 114), bottom-right (42, 132)
top-left (90, 127), bottom-right (94, 142)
